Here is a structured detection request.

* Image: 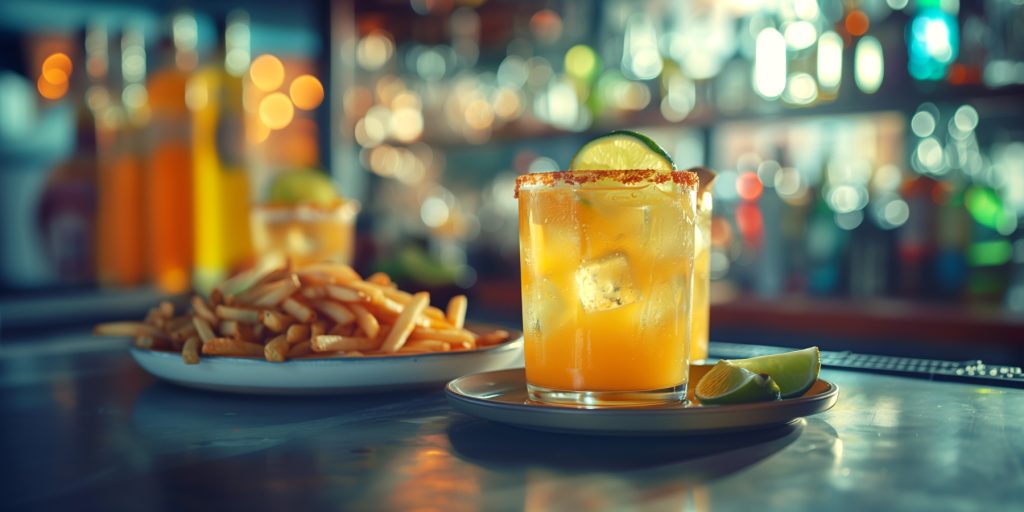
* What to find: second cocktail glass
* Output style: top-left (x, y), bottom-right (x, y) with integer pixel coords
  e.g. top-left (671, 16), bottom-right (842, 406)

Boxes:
top-left (516, 169), bottom-right (699, 407)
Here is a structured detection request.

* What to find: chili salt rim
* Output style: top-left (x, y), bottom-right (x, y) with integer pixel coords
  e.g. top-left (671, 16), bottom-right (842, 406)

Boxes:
top-left (514, 169), bottom-right (699, 197)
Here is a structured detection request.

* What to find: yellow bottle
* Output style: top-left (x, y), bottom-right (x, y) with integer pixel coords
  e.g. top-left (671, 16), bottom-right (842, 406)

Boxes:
top-left (189, 11), bottom-right (253, 293)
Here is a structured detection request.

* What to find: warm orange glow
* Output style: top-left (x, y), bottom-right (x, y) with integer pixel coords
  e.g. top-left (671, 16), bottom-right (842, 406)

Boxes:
top-left (258, 92), bottom-right (294, 130)
top-left (289, 75), bottom-right (324, 110)
top-left (247, 116), bottom-right (271, 144)
top-left (249, 54), bottom-right (285, 92)
top-left (845, 10), bottom-right (869, 37)
top-left (736, 172), bottom-right (763, 201)
top-left (37, 74), bottom-right (69, 100)
top-left (42, 52), bottom-right (72, 84)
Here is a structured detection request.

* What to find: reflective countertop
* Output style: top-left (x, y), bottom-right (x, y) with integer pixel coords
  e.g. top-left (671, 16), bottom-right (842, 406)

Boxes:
top-left (2, 337), bottom-right (1022, 511)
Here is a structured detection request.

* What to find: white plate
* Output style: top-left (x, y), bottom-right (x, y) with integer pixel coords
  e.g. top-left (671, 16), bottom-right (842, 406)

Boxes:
top-left (131, 327), bottom-right (524, 395)
top-left (446, 366), bottom-right (839, 436)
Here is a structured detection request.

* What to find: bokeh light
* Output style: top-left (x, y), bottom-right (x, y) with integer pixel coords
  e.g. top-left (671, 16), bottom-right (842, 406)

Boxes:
top-left (565, 45), bottom-right (598, 81)
top-left (258, 92), bottom-right (294, 130)
top-left (357, 31), bottom-right (395, 71)
top-left (855, 36), bottom-right (884, 94)
top-left (250, 54), bottom-right (285, 92)
top-left (37, 74), bottom-right (68, 100)
top-left (736, 172), bottom-right (763, 201)
top-left (754, 28), bottom-right (786, 99)
top-left (529, 9), bottom-right (563, 45)
top-left (289, 75), bottom-right (324, 110)
top-left (845, 10), bottom-right (870, 37)
top-left (817, 31), bottom-right (843, 92)
top-left (41, 53), bottom-right (72, 84)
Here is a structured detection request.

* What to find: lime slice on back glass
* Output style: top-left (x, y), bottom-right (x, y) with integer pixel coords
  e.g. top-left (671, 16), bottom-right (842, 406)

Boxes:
top-left (569, 130), bottom-right (675, 171)
top-left (727, 346), bottom-right (821, 398)
top-left (268, 170), bottom-right (338, 206)
top-left (695, 361), bottom-right (782, 405)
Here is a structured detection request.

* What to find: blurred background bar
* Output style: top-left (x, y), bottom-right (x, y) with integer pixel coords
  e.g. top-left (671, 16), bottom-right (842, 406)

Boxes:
top-left (1, 0), bottom-right (1022, 362)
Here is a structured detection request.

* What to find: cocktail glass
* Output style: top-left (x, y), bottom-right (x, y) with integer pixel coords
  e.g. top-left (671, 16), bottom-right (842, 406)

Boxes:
top-left (516, 169), bottom-right (698, 407)
top-left (251, 201), bottom-right (360, 269)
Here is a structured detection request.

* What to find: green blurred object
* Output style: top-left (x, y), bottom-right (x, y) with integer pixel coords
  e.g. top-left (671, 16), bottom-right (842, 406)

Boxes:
top-left (267, 169), bottom-right (339, 206)
top-left (376, 245), bottom-right (460, 287)
top-left (965, 186), bottom-right (1002, 230)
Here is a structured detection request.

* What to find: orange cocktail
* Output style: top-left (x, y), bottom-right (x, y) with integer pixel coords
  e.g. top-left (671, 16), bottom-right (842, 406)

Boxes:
top-left (516, 169), bottom-right (698, 406)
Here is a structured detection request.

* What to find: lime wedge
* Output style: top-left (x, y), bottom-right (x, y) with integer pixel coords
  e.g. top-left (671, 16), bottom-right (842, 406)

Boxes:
top-left (569, 130), bottom-right (674, 171)
top-left (268, 170), bottom-right (338, 206)
top-left (695, 361), bottom-right (781, 405)
top-left (727, 347), bottom-right (821, 398)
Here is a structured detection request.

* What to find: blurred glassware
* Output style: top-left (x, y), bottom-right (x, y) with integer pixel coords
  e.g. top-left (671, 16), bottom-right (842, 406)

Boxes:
top-left (251, 201), bottom-right (359, 269)
top-left (36, 31), bottom-right (98, 284)
top-left (189, 10), bottom-right (253, 293)
top-left (146, 13), bottom-right (196, 293)
top-left (96, 25), bottom-right (147, 288)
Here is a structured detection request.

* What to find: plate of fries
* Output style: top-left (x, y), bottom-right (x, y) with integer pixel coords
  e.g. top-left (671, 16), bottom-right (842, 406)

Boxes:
top-left (95, 263), bottom-right (523, 394)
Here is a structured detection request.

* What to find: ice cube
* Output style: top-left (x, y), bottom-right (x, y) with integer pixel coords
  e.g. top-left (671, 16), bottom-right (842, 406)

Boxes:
top-left (575, 252), bottom-right (641, 312)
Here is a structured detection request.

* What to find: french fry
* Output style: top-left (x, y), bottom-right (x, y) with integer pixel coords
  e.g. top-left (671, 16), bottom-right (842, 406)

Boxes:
top-left (202, 337), bottom-right (264, 357)
top-left (446, 295), bottom-right (467, 329)
top-left (218, 320), bottom-right (239, 337)
top-left (165, 315), bottom-right (193, 332)
top-left (281, 298), bottom-right (316, 323)
top-left (251, 277), bottom-right (301, 308)
top-left (310, 320), bottom-right (328, 340)
top-left (286, 324), bottom-right (310, 344)
top-left (395, 347), bottom-right (432, 355)
top-left (349, 304), bottom-right (380, 339)
top-left (192, 296), bottom-right (217, 324)
top-left (408, 327), bottom-right (474, 344)
top-left (99, 261), bottom-right (501, 364)
top-left (313, 300), bottom-right (356, 325)
top-left (300, 285), bottom-right (328, 300)
top-left (144, 308), bottom-right (164, 328)
top-left (477, 330), bottom-right (511, 346)
top-left (329, 323), bottom-right (358, 336)
top-left (367, 272), bottom-right (393, 287)
top-left (264, 335), bottom-right (290, 362)
top-left (404, 339), bottom-right (451, 351)
top-left (94, 322), bottom-right (162, 338)
top-left (261, 309), bottom-right (295, 333)
top-left (325, 284), bottom-right (366, 303)
top-left (235, 322), bottom-right (258, 343)
top-left (171, 323), bottom-right (197, 343)
top-left (288, 341), bottom-right (313, 357)
top-left (425, 306), bottom-right (453, 325)
top-left (379, 292), bottom-right (429, 353)
top-left (192, 317), bottom-right (216, 343)
top-left (210, 288), bottom-right (225, 307)
top-left (312, 335), bottom-right (379, 352)
top-left (380, 286), bottom-right (413, 304)
top-left (297, 263), bottom-right (361, 283)
top-left (159, 301), bottom-right (175, 318)
top-left (343, 280), bottom-right (387, 304)
top-left (182, 336), bottom-right (200, 364)
top-left (215, 305), bottom-right (261, 324)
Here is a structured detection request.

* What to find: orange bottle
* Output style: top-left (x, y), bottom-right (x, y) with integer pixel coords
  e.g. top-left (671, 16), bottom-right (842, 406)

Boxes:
top-left (95, 26), bottom-right (147, 287)
top-left (145, 17), bottom-right (195, 293)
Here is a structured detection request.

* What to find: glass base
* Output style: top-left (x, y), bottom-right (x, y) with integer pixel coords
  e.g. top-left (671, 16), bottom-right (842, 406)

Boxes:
top-left (527, 383), bottom-right (688, 408)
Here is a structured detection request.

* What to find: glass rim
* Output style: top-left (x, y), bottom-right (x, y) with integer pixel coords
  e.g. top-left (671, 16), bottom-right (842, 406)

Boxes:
top-left (514, 169), bottom-right (699, 197)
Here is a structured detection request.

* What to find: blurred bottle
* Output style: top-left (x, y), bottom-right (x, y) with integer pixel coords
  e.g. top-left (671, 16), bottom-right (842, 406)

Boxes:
top-left (146, 12), bottom-right (197, 293)
top-left (189, 10), bottom-right (253, 292)
top-left (95, 25), bottom-right (148, 287)
top-left (36, 29), bottom-right (100, 284)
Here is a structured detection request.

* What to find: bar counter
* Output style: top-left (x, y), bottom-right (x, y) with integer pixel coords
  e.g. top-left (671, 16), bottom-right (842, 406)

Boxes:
top-left (3, 335), bottom-right (1022, 511)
